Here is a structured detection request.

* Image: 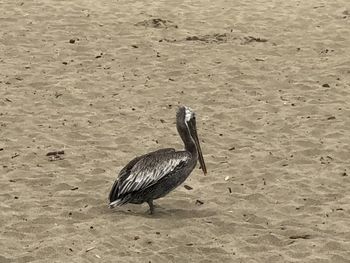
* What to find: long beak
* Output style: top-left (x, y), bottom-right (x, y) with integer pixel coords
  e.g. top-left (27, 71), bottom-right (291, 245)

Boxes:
top-left (191, 126), bottom-right (207, 175)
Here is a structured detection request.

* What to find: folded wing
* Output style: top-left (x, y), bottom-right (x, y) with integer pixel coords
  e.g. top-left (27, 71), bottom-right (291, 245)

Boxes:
top-left (109, 148), bottom-right (190, 207)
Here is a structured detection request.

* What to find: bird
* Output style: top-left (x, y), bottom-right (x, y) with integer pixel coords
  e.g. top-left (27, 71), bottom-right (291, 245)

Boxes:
top-left (108, 106), bottom-right (207, 214)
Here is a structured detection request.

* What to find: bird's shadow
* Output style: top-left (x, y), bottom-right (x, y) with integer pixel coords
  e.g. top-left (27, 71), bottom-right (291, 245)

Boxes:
top-left (107, 204), bottom-right (215, 219)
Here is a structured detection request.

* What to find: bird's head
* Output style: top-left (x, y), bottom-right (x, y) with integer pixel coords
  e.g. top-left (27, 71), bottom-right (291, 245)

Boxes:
top-left (176, 106), bottom-right (207, 175)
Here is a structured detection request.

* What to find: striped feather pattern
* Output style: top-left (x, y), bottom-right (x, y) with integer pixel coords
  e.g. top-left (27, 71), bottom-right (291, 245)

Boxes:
top-left (109, 149), bottom-right (191, 206)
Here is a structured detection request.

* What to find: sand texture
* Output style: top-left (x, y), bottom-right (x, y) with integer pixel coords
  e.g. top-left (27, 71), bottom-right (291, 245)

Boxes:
top-left (1, 0), bottom-right (350, 262)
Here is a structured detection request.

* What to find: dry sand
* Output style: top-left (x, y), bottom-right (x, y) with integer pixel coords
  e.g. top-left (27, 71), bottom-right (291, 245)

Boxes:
top-left (1, 0), bottom-right (350, 262)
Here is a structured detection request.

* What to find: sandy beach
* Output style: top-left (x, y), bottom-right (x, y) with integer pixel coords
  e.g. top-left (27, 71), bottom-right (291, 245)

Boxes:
top-left (1, 0), bottom-right (350, 262)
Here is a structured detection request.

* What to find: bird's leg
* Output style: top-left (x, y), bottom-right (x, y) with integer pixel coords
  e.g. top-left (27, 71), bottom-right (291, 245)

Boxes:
top-left (147, 200), bottom-right (155, 215)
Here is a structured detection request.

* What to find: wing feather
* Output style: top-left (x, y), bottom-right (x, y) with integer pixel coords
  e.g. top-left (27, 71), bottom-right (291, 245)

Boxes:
top-left (109, 148), bottom-right (190, 205)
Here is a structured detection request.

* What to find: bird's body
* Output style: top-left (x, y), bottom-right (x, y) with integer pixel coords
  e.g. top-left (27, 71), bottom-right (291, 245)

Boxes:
top-left (109, 106), bottom-right (207, 214)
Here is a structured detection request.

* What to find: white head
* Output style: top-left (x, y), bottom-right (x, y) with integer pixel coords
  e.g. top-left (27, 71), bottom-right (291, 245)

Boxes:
top-left (184, 106), bottom-right (195, 122)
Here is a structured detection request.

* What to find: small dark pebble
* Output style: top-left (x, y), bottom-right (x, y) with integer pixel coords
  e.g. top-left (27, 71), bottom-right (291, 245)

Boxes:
top-left (186, 243), bottom-right (194, 246)
top-left (341, 172), bottom-right (348, 176)
top-left (71, 187), bottom-right (79, 191)
top-left (228, 146), bottom-right (235, 151)
top-left (46, 150), bottom-right (64, 156)
top-left (289, 234), bottom-right (311, 239)
top-left (159, 119), bottom-right (165, 123)
top-left (69, 248), bottom-right (73, 252)
top-left (62, 61), bottom-right (68, 65)
top-left (9, 179), bottom-right (16, 182)
top-left (195, 200), bottom-right (204, 205)
top-left (168, 78), bottom-right (175, 81)
top-left (219, 133), bottom-right (223, 136)
top-left (14, 196), bottom-right (19, 199)
top-left (54, 92), bottom-right (63, 98)
top-left (184, 185), bottom-right (193, 190)
top-left (68, 212), bottom-right (72, 216)
top-left (0, 148), bottom-right (3, 151)
top-left (134, 236), bottom-right (140, 240)
top-left (322, 83), bottom-right (330, 87)
top-left (155, 232), bottom-right (160, 235)
top-left (90, 226), bottom-right (94, 229)
top-left (131, 45), bottom-right (138, 48)
top-left (228, 187), bottom-right (232, 193)
top-left (244, 36), bottom-right (268, 43)
top-left (69, 39), bottom-right (75, 44)
top-left (11, 153), bottom-right (19, 159)
top-left (327, 116), bottom-right (336, 120)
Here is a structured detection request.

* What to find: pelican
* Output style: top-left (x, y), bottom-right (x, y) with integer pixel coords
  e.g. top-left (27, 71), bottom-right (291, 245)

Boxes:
top-left (108, 106), bottom-right (207, 214)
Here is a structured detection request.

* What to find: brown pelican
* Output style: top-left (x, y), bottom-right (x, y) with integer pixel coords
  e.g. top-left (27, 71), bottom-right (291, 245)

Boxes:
top-left (109, 106), bottom-right (207, 214)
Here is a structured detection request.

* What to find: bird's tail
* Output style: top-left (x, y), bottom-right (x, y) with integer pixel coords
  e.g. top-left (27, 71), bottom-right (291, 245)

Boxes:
top-left (108, 179), bottom-right (130, 208)
top-left (108, 179), bottom-right (120, 208)
top-left (109, 199), bottom-right (123, 208)
top-left (109, 196), bottom-right (131, 208)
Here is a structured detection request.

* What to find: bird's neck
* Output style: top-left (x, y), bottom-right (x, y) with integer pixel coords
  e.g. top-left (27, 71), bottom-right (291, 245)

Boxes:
top-left (180, 127), bottom-right (197, 157)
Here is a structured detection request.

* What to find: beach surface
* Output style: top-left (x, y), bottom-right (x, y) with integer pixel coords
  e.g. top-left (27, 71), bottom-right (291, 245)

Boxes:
top-left (1, 0), bottom-right (350, 262)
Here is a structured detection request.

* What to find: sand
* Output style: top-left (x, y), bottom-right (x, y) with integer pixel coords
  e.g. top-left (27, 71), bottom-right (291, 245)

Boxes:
top-left (1, 0), bottom-right (350, 262)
